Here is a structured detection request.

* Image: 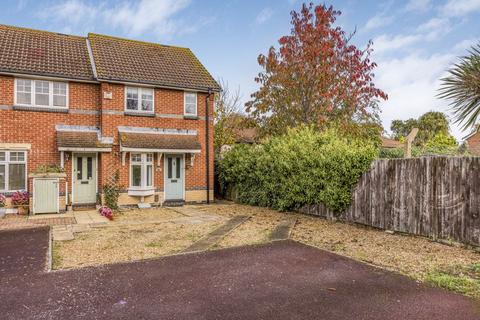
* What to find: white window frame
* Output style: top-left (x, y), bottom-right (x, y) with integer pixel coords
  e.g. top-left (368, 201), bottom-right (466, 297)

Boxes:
top-left (124, 86), bottom-right (155, 114)
top-left (0, 150), bottom-right (28, 192)
top-left (14, 78), bottom-right (69, 109)
top-left (184, 92), bottom-right (197, 116)
top-left (129, 153), bottom-right (154, 190)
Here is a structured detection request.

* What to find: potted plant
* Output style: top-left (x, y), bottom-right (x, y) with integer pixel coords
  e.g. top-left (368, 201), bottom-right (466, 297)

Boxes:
top-left (0, 194), bottom-right (6, 218)
top-left (11, 191), bottom-right (29, 215)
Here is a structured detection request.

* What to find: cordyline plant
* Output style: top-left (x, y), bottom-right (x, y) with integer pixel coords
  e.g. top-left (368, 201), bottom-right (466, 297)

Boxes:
top-left (439, 43), bottom-right (480, 130)
top-left (246, 3), bottom-right (387, 136)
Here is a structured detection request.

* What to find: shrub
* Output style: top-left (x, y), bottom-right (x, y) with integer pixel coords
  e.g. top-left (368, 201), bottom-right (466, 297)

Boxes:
top-left (218, 127), bottom-right (377, 212)
top-left (103, 170), bottom-right (122, 211)
top-left (0, 194), bottom-right (6, 208)
top-left (99, 206), bottom-right (113, 220)
top-left (11, 191), bottom-right (29, 206)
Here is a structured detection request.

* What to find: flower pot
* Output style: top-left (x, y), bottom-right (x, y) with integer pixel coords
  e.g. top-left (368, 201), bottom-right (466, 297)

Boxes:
top-left (17, 206), bottom-right (29, 215)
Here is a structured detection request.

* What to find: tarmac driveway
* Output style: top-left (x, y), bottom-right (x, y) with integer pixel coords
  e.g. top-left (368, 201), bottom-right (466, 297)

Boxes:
top-left (0, 227), bottom-right (479, 320)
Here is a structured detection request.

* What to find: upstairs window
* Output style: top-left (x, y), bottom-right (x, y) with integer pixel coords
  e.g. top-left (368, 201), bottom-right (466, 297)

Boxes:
top-left (125, 87), bottom-right (154, 113)
top-left (0, 151), bottom-right (27, 192)
top-left (184, 92), bottom-right (197, 116)
top-left (15, 78), bottom-right (68, 108)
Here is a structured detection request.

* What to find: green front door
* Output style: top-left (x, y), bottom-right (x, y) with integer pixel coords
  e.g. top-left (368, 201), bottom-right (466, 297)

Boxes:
top-left (73, 154), bottom-right (97, 204)
top-left (165, 155), bottom-right (184, 200)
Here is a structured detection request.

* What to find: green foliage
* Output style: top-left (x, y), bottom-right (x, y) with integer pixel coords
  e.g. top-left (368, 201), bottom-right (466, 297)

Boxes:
top-left (218, 127), bottom-right (377, 212)
top-left (391, 111), bottom-right (452, 146)
top-left (379, 147), bottom-right (404, 159)
top-left (439, 43), bottom-right (480, 130)
top-left (34, 164), bottom-right (64, 174)
top-left (102, 170), bottom-right (122, 211)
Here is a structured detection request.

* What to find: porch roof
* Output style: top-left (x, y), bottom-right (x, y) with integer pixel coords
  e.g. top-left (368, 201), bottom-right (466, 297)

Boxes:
top-left (56, 131), bottom-right (112, 152)
top-left (119, 132), bottom-right (201, 153)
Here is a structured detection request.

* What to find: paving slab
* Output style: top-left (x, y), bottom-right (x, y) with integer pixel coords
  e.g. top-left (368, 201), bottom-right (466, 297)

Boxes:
top-left (183, 215), bottom-right (250, 252)
top-left (270, 217), bottom-right (297, 240)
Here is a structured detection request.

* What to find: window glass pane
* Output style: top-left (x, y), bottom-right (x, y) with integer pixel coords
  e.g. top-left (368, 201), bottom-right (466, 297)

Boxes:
top-left (17, 79), bottom-right (32, 105)
top-left (176, 157), bottom-right (181, 179)
top-left (131, 154), bottom-right (141, 162)
top-left (53, 82), bottom-right (67, 107)
top-left (0, 164), bottom-right (5, 190)
top-left (0, 152), bottom-right (5, 162)
top-left (168, 158), bottom-right (172, 179)
top-left (146, 165), bottom-right (153, 186)
top-left (35, 80), bottom-right (50, 106)
top-left (10, 152), bottom-right (25, 162)
top-left (126, 87), bottom-right (138, 110)
top-left (185, 103), bottom-right (196, 115)
top-left (141, 89), bottom-right (153, 111)
top-left (9, 163), bottom-right (25, 190)
top-left (185, 93), bottom-right (196, 103)
top-left (146, 154), bottom-right (153, 163)
top-left (132, 165), bottom-right (142, 187)
top-left (87, 157), bottom-right (93, 179)
top-left (77, 157), bottom-right (83, 180)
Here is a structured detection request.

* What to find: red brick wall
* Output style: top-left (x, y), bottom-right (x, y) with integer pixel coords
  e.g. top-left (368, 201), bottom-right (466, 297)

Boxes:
top-left (0, 75), bottom-right (214, 204)
top-left (467, 133), bottom-right (480, 155)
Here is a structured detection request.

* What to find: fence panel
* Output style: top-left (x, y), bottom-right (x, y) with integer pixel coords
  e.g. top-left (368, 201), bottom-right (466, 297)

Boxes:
top-left (300, 157), bottom-right (480, 247)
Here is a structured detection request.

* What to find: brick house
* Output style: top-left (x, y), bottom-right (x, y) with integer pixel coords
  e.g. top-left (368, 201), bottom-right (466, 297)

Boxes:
top-left (0, 25), bottom-right (219, 213)
top-left (463, 125), bottom-right (480, 155)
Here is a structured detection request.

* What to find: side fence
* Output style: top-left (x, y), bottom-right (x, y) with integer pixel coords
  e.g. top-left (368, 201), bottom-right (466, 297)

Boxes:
top-left (299, 157), bottom-right (480, 247)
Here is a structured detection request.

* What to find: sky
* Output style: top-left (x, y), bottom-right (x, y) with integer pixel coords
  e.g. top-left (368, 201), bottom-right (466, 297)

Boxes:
top-left (1, 0), bottom-right (479, 140)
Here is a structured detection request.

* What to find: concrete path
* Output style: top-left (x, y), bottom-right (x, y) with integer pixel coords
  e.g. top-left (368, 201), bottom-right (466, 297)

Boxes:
top-left (52, 211), bottom-right (109, 241)
top-left (183, 215), bottom-right (250, 253)
top-left (270, 217), bottom-right (297, 241)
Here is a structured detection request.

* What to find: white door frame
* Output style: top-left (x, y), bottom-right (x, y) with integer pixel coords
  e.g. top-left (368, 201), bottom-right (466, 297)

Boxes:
top-left (163, 153), bottom-right (185, 201)
top-left (32, 178), bottom-right (60, 214)
top-left (71, 152), bottom-right (98, 204)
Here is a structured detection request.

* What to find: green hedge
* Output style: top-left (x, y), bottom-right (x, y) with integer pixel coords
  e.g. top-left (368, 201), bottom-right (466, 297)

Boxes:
top-left (218, 127), bottom-right (377, 212)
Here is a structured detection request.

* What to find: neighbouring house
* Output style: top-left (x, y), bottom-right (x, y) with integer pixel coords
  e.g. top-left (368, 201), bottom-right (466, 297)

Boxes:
top-left (463, 125), bottom-right (480, 155)
top-left (0, 25), bottom-right (219, 214)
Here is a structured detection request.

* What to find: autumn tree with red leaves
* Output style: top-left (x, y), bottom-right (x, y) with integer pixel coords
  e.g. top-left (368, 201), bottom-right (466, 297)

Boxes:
top-left (246, 3), bottom-right (387, 136)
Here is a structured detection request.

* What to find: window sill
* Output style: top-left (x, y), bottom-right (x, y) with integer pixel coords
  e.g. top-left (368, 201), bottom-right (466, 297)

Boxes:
top-left (124, 111), bottom-right (155, 117)
top-left (127, 188), bottom-right (155, 197)
top-left (13, 105), bottom-right (69, 113)
top-left (183, 115), bottom-right (198, 120)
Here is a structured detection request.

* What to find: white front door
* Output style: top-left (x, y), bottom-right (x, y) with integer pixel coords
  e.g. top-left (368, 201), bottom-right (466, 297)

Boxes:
top-left (164, 155), bottom-right (184, 200)
top-left (73, 154), bottom-right (97, 204)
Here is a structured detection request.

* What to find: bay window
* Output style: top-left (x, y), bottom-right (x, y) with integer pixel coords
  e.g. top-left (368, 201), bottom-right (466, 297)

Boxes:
top-left (130, 153), bottom-right (153, 190)
top-left (15, 78), bottom-right (68, 108)
top-left (0, 151), bottom-right (27, 192)
top-left (125, 87), bottom-right (154, 113)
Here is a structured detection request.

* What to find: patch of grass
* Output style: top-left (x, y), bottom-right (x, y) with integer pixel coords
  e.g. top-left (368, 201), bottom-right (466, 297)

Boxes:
top-left (145, 241), bottom-right (164, 248)
top-left (52, 242), bottom-right (63, 270)
top-left (470, 263), bottom-right (480, 274)
top-left (426, 271), bottom-right (480, 299)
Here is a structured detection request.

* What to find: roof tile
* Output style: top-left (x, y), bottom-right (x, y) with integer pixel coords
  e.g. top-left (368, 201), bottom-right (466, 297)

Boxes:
top-left (120, 132), bottom-right (201, 150)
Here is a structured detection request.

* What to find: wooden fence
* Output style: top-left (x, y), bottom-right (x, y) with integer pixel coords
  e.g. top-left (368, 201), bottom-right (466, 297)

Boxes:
top-left (300, 157), bottom-right (480, 247)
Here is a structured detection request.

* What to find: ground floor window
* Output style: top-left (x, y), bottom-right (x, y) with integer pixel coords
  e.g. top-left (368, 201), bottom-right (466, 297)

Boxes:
top-left (0, 151), bottom-right (27, 192)
top-left (130, 153), bottom-right (153, 189)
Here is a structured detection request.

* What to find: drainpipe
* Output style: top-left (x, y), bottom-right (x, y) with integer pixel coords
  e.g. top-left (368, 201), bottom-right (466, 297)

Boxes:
top-left (205, 88), bottom-right (212, 204)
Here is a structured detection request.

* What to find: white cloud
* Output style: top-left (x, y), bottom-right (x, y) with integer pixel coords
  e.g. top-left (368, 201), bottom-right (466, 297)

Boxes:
top-left (40, 0), bottom-right (198, 39)
top-left (256, 8), bottom-right (273, 25)
top-left (417, 17), bottom-right (453, 40)
top-left (362, 14), bottom-right (394, 32)
top-left (372, 34), bottom-right (422, 54)
top-left (440, 0), bottom-right (480, 17)
top-left (404, 0), bottom-right (432, 12)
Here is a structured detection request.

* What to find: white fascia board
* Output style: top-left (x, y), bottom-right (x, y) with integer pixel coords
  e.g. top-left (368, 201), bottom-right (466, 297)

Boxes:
top-left (120, 147), bottom-right (201, 154)
top-left (58, 147), bottom-right (111, 152)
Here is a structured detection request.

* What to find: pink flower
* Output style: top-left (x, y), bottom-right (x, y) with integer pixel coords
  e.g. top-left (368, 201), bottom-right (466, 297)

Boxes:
top-left (99, 206), bottom-right (113, 220)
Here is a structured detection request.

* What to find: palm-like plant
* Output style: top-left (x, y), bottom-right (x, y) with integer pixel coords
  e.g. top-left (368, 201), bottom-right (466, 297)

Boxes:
top-left (439, 44), bottom-right (480, 130)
